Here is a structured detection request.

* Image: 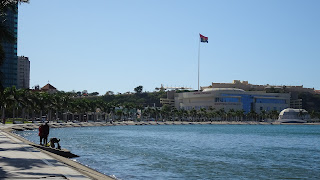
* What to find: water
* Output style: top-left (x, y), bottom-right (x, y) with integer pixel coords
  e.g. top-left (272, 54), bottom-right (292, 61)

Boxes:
top-left (16, 124), bottom-right (320, 180)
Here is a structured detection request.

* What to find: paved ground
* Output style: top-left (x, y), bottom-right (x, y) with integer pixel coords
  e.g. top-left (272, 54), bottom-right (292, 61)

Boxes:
top-left (0, 130), bottom-right (91, 179)
top-left (0, 124), bottom-right (114, 180)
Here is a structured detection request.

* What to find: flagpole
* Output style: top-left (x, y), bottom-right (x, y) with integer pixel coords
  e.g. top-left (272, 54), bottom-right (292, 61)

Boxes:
top-left (198, 34), bottom-right (201, 92)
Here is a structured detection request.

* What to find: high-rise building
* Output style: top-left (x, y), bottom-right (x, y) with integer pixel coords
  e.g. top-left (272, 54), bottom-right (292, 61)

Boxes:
top-left (17, 56), bottom-right (30, 89)
top-left (0, 5), bottom-right (18, 88)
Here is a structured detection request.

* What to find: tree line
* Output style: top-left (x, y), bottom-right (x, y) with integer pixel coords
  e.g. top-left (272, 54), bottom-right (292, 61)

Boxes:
top-left (0, 86), bottom-right (168, 123)
top-left (3, 86), bottom-right (320, 124)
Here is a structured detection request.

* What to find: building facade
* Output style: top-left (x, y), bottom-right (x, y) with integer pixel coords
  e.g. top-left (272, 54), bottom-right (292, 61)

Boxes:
top-left (200, 80), bottom-right (320, 110)
top-left (202, 80), bottom-right (316, 94)
top-left (17, 56), bottom-right (30, 89)
top-left (174, 88), bottom-right (290, 114)
top-left (160, 90), bottom-right (175, 107)
top-left (0, 6), bottom-right (18, 88)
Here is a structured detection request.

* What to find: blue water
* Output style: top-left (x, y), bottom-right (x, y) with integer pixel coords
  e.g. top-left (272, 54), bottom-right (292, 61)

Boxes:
top-left (16, 125), bottom-right (320, 180)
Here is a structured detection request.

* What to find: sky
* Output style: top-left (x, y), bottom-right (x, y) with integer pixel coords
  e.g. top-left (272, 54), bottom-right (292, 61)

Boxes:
top-left (18, 0), bottom-right (320, 95)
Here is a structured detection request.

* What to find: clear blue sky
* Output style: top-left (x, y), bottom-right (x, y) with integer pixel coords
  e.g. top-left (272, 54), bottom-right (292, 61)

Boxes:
top-left (18, 0), bottom-right (320, 94)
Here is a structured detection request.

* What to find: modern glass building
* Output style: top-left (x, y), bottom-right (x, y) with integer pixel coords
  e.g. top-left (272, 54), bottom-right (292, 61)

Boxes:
top-left (0, 6), bottom-right (18, 88)
top-left (174, 88), bottom-right (290, 114)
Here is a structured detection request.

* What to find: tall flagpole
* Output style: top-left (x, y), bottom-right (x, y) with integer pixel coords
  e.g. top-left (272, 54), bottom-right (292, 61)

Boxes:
top-left (198, 34), bottom-right (201, 92)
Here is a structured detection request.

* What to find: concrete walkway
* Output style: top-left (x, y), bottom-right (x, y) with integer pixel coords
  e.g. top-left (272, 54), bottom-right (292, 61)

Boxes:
top-left (0, 123), bottom-right (114, 180)
top-left (0, 130), bottom-right (92, 179)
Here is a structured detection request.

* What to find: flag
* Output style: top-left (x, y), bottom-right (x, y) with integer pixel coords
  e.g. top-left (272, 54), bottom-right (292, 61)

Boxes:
top-left (200, 34), bottom-right (208, 43)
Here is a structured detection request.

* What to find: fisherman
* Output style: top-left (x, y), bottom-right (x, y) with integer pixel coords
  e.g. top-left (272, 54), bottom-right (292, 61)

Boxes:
top-left (50, 137), bottom-right (61, 149)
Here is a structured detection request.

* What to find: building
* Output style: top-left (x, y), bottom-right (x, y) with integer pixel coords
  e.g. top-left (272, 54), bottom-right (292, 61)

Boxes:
top-left (0, 5), bottom-right (18, 88)
top-left (171, 88), bottom-right (290, 114)
top-left (201, 80), bottom-right (320, 109)
top-left (290, 99), bottom-right (302, 109)
top-left (41, 83), bottom-right (57, 94)
top-left (17, 56), bottom-right (30, 89)
top-left (160, 91), bottom-right (175, 107)
top-left (278, 108), bottom-right (309, 123)
top-left (32, 84), bottom-right (57, 94)
top-left (202, 80), bottom-right (316, 94)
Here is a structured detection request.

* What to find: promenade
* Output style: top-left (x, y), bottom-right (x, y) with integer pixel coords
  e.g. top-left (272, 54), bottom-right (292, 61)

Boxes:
top-left (0, 124), bottom-right (114, 180)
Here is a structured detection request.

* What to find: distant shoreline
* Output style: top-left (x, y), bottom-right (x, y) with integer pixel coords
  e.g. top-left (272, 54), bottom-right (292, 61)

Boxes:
top-left (3, 120), bottom-right (320, 132)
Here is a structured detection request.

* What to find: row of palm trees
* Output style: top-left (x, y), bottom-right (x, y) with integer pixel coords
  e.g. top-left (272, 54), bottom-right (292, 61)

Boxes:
top-left (1, 87), bottom-right (283, 123)
top-left (0, 86), bottom-right (118, 122)
top-left (141, 106), bottom-right (280, 122)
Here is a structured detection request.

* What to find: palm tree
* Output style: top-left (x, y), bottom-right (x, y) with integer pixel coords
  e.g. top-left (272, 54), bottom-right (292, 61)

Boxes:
top-left (260, 110), bottom-right (267, 121)
top-left (161, 105), bottom-right (171, 121)
top-left (190, 108), bottom-right (197, 122)
top-left (171, 107), bottom-right (178, 121)
top-left (269, 110), bottom-right (279, 121)
top-left (200, 108), bottom-right (207, 122)
top-left (28, 91), bottom-right (40, 121)
top-left (5, 86), bottom-right (20, 120)
top-left (60, 93), bottom-right (71, 122)
top-left (123, 102), bottom-right (134, 121)
top-left (15, 88), bottom-right (31, 121)
top-left (177, 109), bottom-right (184, 121)
top-left (247, 110), bottom-right (258, 121)
top-left (79, 99), bottom-right (90, 122)
top-left (97, 100), bottom-right (109, 121)
top-left (0, 87), bottom-right (16, 123)
top-left (38, 92), bottom-right (52, 121)
top-left (217, 108), bottom-right (226, 121)
top-left (0, 86), bottom-right (30, 122)
top-left (309, 110), bottom-right (317, 120)
top-left (208, 106), bottom-right (216, 121)
top-left (183, 109), bottom-right (190, 121)
top-left (235, 109), bottom-right (245, 121)
top-left (109, 103), bottom-right (117, 122)
top-left (51, 92), bottom-right (71, 121)
top-left (87, 100), bottom-right (98, 121)
top-left (154, 107), bottom-right (160, 121)
top-left (227, 109), bottom-right (236, 121)
top-left (116, 109), bottom-right (123, 121)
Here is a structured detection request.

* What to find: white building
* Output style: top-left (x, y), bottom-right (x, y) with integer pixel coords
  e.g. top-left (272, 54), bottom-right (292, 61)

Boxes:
top-left (17, 56), bottom-right (30, 89)
top-left (278, 108), bottom-right (309, 123)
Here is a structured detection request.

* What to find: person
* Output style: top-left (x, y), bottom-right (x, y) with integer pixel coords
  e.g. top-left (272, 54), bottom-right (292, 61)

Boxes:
top-left (38, 124), bottom-right (44, 145)
top-left (42, 122), bottom-right (50, 146)
top-left (50, 137), bottom-right (61, 149)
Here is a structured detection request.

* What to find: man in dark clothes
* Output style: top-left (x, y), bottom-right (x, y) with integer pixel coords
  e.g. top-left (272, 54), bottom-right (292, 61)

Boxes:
top-left (42, 122), bottom-right (50, 146)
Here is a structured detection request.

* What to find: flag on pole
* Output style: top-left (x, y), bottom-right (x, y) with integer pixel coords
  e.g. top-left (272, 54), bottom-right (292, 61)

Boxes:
top-left (200, 34), bottom-right (208, 43)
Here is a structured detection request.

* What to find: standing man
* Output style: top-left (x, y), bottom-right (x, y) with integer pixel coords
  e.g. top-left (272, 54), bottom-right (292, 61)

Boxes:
top-left (42, 122), bottom-right (50, 146)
